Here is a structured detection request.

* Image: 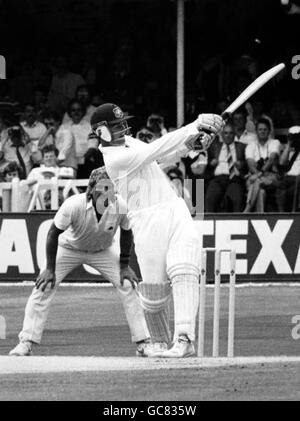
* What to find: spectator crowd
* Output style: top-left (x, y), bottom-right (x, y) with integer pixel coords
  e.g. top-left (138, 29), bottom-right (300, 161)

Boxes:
top-left (1, 49), bottom-right (300, 214)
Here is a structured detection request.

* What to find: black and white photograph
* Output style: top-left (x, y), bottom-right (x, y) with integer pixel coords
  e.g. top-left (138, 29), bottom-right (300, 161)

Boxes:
top-left (0, 0), bottom-right (300, 404)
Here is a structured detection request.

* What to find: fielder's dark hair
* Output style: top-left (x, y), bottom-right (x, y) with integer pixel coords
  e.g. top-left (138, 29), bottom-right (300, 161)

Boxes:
top-left (256, 117), bottom-right (271, 131)
top-left (41, 144), bottom-right (59, 157)
top-left (86, 166), bottom-right (110, 201)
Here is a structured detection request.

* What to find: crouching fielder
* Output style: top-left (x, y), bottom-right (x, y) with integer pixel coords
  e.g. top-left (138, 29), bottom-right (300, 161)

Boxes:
top-left (90, 104), bottom-right (224, 357)
top-left (9, 167), bottom-right (150, 356)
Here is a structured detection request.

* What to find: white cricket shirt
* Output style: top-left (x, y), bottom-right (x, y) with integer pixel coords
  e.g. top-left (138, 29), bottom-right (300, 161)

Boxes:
top-left (54, 193), bottom-right (129, 252)
top-left (101, 123), bottom-right (199, 214)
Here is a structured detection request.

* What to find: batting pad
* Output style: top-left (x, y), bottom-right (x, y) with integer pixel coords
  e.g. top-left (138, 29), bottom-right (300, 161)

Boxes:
top-left (144, 306), bottom-right (171, 344)
top-left (171, 275), bottom-right (199, 342)
top-left (137, 282), bottom-right (172, 313)
top-left (167, 246), bottom-right (200, 279)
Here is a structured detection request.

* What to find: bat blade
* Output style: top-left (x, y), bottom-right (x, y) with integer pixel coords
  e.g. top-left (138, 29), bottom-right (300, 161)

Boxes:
top-left (224, 63), bottom-right (285, 115)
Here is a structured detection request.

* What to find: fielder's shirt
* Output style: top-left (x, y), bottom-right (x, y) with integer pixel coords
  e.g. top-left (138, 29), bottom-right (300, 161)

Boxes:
top-left (54, 193), bottom-right (129, 252)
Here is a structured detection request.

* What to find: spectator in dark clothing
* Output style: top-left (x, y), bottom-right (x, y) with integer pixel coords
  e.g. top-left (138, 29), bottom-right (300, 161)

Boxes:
top-left (205, 122), bottom-right (247, 213)
top-left (276, 126), bottom-right (300, 212)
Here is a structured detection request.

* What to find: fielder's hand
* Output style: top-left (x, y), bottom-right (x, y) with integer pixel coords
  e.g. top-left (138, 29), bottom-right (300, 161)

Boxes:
top-left (36, 269), bottom-right (56, 292)
top-left (196, 114), bottom-right (225, 134)
top-left (120, 266), bottom-right (139, 289)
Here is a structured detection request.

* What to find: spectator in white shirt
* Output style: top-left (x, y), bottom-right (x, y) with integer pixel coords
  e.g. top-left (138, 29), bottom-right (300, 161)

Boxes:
top-left (27, 144), bottom-right (74, 182)
top-left (244, 118), bottom-right (281, 212)
top-left (39, 112), bottom-right (77, 175)
top-left (20, 103), bottom-right (47, 165)
top-left (276, 126), bottom-right (300, 212)
top-left (27, 144), bottom-right (74, 209)
top-left (233, 109), bottom-right (257, 145)
top-left (62, 99), bottom-right (91, 178)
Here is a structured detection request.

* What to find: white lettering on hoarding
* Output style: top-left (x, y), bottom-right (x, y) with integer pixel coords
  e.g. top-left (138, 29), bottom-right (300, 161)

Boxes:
top-left (292, 245), bottom-right (300, 274)
top-left (250, 220), bottom-right (293, 274)
top-left (36, 219), bottom-right (53, 270)
top-left (0, 219), bottom-right (34, 273)
top-left (215, 220), bottom-right (248, 274)
top-left (194, 220), bottom-right (214, 249)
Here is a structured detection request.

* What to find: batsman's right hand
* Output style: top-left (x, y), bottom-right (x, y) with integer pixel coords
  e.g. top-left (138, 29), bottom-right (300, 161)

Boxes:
top-left (196, 113), bottom-right (225, 135)
top-left (36, 269), bottom-right (56, 292)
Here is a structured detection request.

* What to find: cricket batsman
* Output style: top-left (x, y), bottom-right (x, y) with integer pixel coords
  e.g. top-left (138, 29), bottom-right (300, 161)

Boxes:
top-left (9, 167), bottom-right (150, 356)
top-left (90, 103), bottom-right (224, 357)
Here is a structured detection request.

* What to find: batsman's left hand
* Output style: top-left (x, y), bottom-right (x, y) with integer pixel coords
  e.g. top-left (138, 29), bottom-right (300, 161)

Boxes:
top-left (196, 113), bottom-right (225, 134)
top-left (120, 265), bottom-right (139, 289)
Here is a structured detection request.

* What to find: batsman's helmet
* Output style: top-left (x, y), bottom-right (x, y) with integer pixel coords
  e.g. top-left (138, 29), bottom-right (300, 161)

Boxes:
top-left (90, 103), bottom-right (132, 146)
top-left (91, 103), bottom-right (132, 127)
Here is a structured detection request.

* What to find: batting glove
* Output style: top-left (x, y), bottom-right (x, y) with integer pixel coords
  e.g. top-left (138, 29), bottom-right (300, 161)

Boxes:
top-left (196, 114), bottom-right (224, 134)
top-left (184, 132), bottom-right (215, 152)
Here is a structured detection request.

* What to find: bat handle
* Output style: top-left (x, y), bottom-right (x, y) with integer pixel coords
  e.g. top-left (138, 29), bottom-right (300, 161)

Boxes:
top-left (221, 111), bottom-right (232, 122)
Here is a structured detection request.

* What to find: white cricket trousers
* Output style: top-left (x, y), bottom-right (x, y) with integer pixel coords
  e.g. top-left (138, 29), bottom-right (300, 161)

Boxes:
top-left (19, 245), bottom-right (149, 344)
top-left (131, 197), bottom-right (200, 284)
top-left (131, 197), bottom-right (200, 341)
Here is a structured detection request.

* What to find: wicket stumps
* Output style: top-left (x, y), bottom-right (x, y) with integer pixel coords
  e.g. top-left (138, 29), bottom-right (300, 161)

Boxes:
top-left (197, 248), bottom-right (236, 358)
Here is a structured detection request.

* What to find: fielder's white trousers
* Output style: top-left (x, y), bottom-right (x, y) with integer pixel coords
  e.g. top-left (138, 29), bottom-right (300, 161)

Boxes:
top-left (19, 245), bottom-right (149, 344)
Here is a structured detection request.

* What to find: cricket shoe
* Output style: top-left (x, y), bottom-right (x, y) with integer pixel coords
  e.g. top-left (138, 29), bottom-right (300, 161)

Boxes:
top-left (9, 341), bottom-right (33, 356)
top-left (144, 341), bottom-right (168, 357)
top-left (157, 335), bottom-right (195, 358)
top-left (136, 340), bottom-right (168, 357)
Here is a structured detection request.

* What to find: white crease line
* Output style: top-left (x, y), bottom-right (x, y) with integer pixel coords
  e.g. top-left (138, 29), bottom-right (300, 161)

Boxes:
top-left (1, 282), bottom-right (300, 288)
top-left (0, 356), bottom-right (300, 374)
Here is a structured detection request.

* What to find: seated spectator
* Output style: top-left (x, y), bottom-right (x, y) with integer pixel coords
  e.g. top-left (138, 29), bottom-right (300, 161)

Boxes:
top-left (146, 114), bottom-right (168, 140)
top-left (47, 56), bottom-right (85, 112)
top-left (27, 144), bottom-right (74, 209)
top-left (205, 123), bottom-right (247, 213)
top-left (27, 144), bottom-right (74, 182)
top-left (0, 148), bottom-right (9, 177)
top-left (39, 112), bottom-right (77, 176)
top-left (61, 99), bottom-right (91, 178)
top-left (1, 125), bottom-right (32, 178)
top-left (233, 109), bottom-right (257, 145)
top-left (62, 85), bottom-right (96, 124)
top-left (244, 118), bottom-right (281, 212)
top-left (1, 161), bottom-right (22, 182)
top-left (276, 126), bottom-right (300, 212)
top-left (20, 103), bottom-right (47, 165)
top-left (0, 161), bottom-right (22, 211)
